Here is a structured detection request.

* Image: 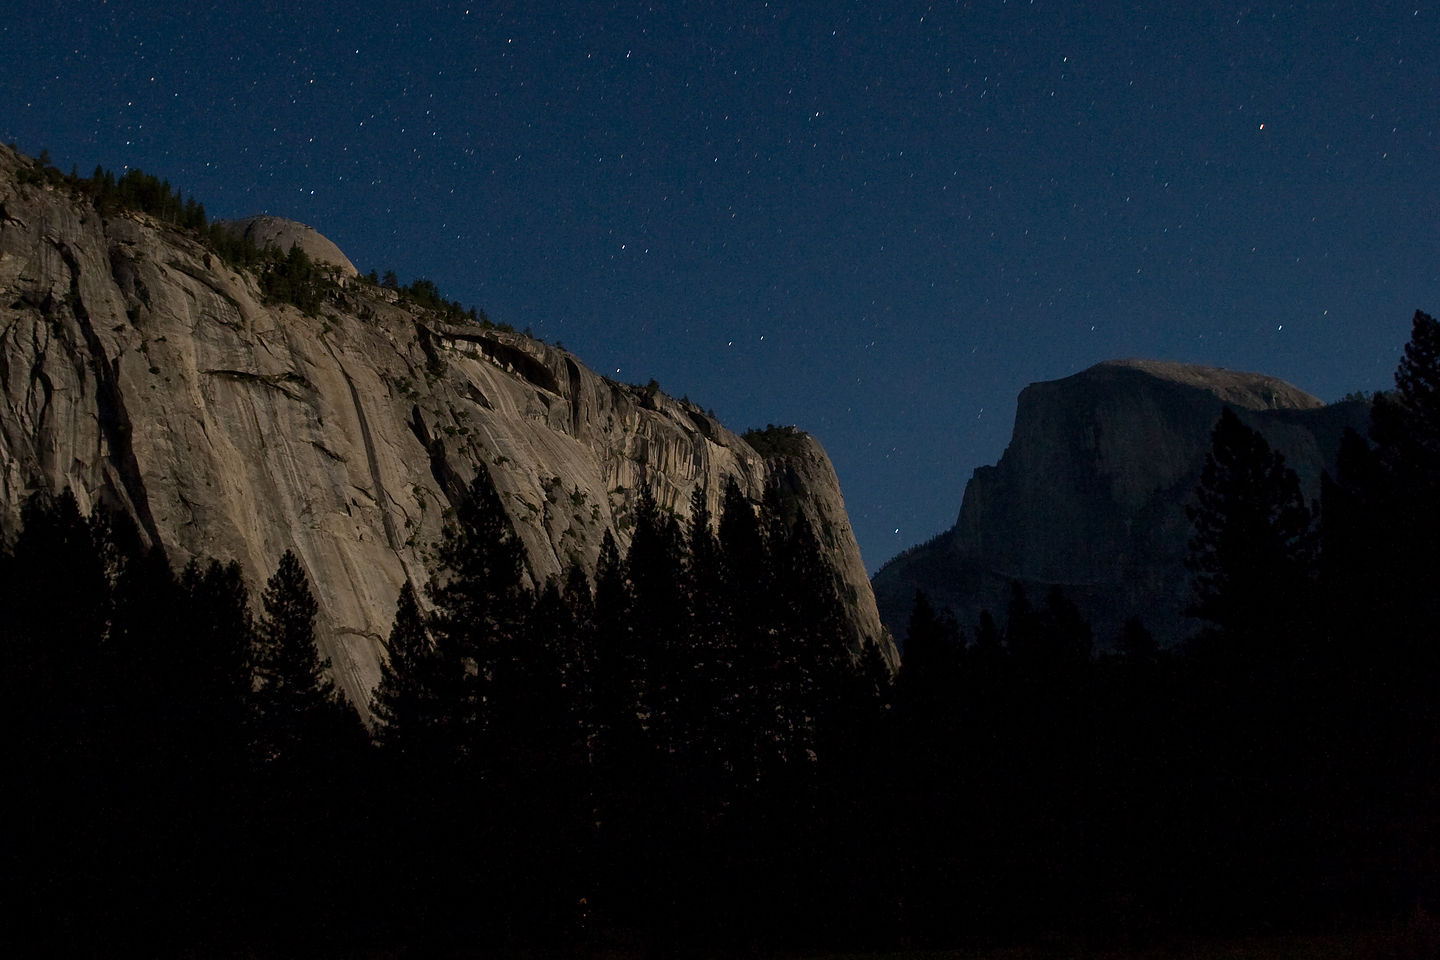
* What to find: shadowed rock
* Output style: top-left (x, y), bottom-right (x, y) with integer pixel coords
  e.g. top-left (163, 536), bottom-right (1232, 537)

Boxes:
top-left (873, 358), bottom-right (1369, 649)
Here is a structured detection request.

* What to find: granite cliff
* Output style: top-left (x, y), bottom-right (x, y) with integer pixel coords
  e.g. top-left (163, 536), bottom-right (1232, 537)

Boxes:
top-left (0, 145), bottom-right (894, 714)
top-left (873, 358), bottom-right (1369, 647)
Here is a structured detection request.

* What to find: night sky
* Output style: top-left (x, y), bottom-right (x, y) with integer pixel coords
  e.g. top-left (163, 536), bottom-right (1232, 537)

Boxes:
top-left (4, 2), bottom-right (1437, 572)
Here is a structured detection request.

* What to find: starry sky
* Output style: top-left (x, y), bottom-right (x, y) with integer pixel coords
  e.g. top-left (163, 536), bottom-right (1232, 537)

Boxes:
top-left (4, 1), bottom-right (1437, 572)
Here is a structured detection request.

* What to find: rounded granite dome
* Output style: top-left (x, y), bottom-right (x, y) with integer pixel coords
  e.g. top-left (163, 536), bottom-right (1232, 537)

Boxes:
top-left (218, 215), bottom-right (359, 278)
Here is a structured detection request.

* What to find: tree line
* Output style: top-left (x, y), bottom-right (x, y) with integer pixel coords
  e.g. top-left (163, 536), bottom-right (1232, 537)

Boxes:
top-left (5, 313), bottom-right (1440, 954)
top-left (12, 147), bottom-right (493, 324)
top-left (0, 493), bottom-right (373, 950)
top-left (0, 467), bottom-right (891, 952)
top-left (875, 309), bottom-right (1440, 943)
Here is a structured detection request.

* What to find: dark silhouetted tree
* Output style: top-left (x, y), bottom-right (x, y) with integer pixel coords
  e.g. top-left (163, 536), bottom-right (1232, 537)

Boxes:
top-left (520, 576), bottom-right (582, 773)
top-left (6, 489), bottom-right (109, 666)
top-left (1186, 407), bottom-right (1315, 659)
top-left (251, 549), bottom-right (357, 765)
top-left (427, 466), bottom-right (532, 772)
top-left (560, 560), bottom-right (601, 760)
top-left (1372, 310), bottom-right (1440, 481)
top-left (103, 512), bottom-right (188, 769)
top-left (897, 589), bottom-right (964, 724)
top-left (678, 484), bottom-right (726, 768)
top-left (1002, 581), bottom-right (1041, 660)
top-left (1037, 583), bottom-right (1093, 671)
top-left (178, 558), bottom-right (255, 766)
top-left (718, 477), bottom-right (776, 783)
top-left (371, 580), bottom-right (452, 762)
top-left (590, 527), bottom-right (642, 769)
top-left (1356, 310), bottom-right (1440, 655)
top-left (1, 491), bottom-right (111, 916)
top-left (624, 483), bottom-right (688, 754)
top-left (771, 509), bottom-right (855, 764)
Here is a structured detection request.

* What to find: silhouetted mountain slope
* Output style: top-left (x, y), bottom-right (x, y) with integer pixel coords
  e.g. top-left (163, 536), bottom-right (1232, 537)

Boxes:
top-left (874, 358), bottom-right (1369, 647)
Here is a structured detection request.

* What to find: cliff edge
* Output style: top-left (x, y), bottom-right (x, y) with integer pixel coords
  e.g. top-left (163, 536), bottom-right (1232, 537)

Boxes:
top-left (0, 145), bottom-right (895, 713)
top-left (873, 358), bottom-right (1368, 647)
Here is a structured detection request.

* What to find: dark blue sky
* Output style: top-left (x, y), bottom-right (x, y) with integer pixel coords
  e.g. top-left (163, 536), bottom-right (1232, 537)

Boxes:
top-left (5, 2), bottom-right (1437, 571)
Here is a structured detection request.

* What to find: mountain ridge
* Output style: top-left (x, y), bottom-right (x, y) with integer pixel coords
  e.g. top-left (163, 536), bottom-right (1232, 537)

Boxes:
top-left (0, 144), bottom-right (896, 713)
top-left (873, 356), bottom-right (1367, 647)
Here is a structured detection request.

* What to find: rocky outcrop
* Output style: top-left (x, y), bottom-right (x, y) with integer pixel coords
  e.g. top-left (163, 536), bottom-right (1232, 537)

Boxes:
top-left (0, 145), bottom-right (894, 715)
top-left (217, 215), bottom-right (359, 278)
top-left (872, 358), bottom-right (1369, 648)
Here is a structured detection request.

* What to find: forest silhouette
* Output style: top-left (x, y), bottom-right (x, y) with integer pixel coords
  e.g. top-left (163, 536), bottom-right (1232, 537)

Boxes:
top-left (5, 313), bottom-right (1440, 954)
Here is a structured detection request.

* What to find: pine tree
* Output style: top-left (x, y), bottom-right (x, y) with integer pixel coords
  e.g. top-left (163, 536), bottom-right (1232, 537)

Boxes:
top-left (179, 558), bottom-right (254, 766)
top-left (371, 581), bottom-right (452, 761)
top-left (681, 484), bottom-right (729, 769)
top-left (8, 489), bottom-right (109, 661)
top-left (3, 490), bottom-right (110, 784)
top-left (1361, 310), bottom-right (1440, 651)
top-left (561, 560), bottom-right (601, 760)
top-left (624, 484), bottom-right (689, 753)
top-left (897, 589), bottom-right (964, 724)
top-left (426, 466), bottom-right (532, 771)
top-left (687, 484), bottom-right (719, 584)
top-left (104, 517), bottom-right (188, 766)
top-left (774, 512), bottom-right (857, 762)
top-left (520, 577), bottom-right (581, 768)
top-left (1002, 581), bottom-right (1041, 660)
top-left (1182, 412), bottom-right (1329, 913)
top-left (1185, 407), bottom-right (1316, 658)
top-left (591, 528), bottom-right (641, 768)
top-left (251, 550), bottom-right (353, 765)
top-left (718, 477), bottom-right (775, 783)
top-left (972, 609), bottom-right (1004, 675)
top-left (1037, 584), bottom-right (1093, 670)
top-left (1372, 310), bottom-right (1440, 481)
top-left (1, 494), bottom-right (150, 934)
top-left (718, 477), bottom-right (769, 612)
top-left (2, 490), bottom-right (111, 782)
top-left (1353, 310), bottom-right (1440, 906)
top-left (531, 575), bottom-right (584, 754)
top-left (1320, 312), bottom-right (1440, 771)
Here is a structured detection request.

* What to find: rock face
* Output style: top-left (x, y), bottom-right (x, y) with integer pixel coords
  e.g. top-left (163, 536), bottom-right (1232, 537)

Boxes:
top-left (0, 145), bottom-right (894, 715)
top-left (872, 358), bottom-right (1369, 648)
top-left (218, 215), bottom-right (359, 278)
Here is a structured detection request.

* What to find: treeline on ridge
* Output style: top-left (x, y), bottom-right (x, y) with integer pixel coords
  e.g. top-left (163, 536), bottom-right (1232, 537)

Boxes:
top-left (10, 145), bottom-right (490, 325)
